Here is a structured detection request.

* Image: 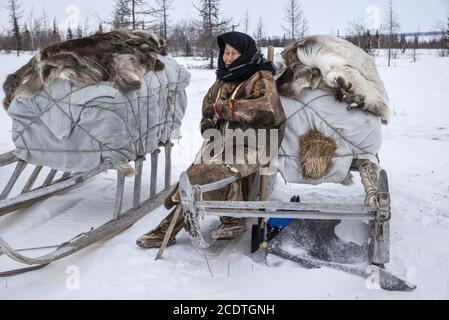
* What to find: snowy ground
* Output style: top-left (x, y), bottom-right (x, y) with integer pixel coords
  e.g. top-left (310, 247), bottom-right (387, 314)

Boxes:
top-left (0, 50), bottom-right (448, 299)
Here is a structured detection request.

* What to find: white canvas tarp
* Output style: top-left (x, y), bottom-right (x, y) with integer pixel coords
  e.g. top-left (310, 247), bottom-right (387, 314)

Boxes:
top-left (7, 54), bottom-right (191, 172)
top-left (278, 89), bottom-right (383, 185)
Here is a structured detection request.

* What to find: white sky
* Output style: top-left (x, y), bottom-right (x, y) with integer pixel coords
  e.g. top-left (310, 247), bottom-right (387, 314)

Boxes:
top-left (0, 0), bottom-right (448, 36)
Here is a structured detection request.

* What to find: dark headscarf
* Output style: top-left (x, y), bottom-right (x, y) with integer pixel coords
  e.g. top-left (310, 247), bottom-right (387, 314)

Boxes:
top-left (216, 32), bottom-right (276, 83)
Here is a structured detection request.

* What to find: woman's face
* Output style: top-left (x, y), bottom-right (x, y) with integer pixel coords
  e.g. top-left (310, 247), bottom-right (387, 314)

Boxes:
top-left (223, 44), bottom-right (241, 68)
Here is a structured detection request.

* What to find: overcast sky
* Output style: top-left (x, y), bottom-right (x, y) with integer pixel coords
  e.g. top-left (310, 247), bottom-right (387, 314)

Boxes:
top-left (0, 0), bottom-right (448, 36)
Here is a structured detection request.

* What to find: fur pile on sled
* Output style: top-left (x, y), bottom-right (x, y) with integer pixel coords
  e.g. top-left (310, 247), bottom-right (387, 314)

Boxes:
top-left (299, 129), bottom-right (337, 179)
top-left (275, 35), bottom-right (391, 124)
top-left (3, 29), bottom-right (167, 110)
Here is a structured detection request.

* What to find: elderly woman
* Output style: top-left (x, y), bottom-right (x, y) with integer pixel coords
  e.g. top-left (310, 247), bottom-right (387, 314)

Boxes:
top-left (137, 32), bottom-right (286, 248)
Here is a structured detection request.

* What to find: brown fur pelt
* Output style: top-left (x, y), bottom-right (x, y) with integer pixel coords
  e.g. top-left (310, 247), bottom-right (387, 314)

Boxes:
top-left (275, 35), bottom-right (391, 124)
top-left (299, 129), bottom-right (337, 179)
top-left (3, 29), bottom-right (167, 110)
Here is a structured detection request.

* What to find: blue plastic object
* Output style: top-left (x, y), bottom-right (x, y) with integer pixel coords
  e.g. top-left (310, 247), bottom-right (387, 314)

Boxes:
top-left (267, 218), bottom-right (293, 229)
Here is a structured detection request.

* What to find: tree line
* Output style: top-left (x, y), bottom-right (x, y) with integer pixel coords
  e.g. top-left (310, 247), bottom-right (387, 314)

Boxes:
top-left (2, 0), bottom-right (449, 66)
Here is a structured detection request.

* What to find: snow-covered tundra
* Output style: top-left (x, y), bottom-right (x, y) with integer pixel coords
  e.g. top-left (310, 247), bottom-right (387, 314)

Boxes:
top-left (0, 50), bottom-right (448, 299)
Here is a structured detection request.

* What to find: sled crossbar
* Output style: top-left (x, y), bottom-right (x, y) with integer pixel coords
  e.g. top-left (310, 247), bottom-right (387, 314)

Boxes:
top-left (198, 201), bottom-right (376, 220)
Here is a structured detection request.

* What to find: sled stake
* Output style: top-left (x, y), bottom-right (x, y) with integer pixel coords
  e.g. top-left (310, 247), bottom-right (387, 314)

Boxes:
top-left (155, 205), bottom-right (182, 260)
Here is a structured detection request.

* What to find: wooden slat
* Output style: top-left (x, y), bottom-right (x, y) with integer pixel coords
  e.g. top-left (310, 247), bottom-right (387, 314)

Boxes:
top-left (0, 161), bottom-right (112, 216)
top-left (267, 46), bottom-right (275, 62)
top-left (113, 172), bottom-right (126, 219)
top-left (21, 166), bottom-right (43, 194)
top-left (203, 208), bottom-right (376, 221)
top-left (60, 172), bottom-right (72, 180)
top-left (199, 201), bottom-right (375, 213)
top-left (42, 169), bottom-right (58, 187)
top-left (133, 159), bottom-right (143, 209)
top-left (259, 174), bottom-right (268, 201)
top-left (164, 142), bottom-right (173, 191)
top-left (150, 150), bottom-right (160, 199)
top-left (0, 161), bottom-right (27, 200)
top-left (0, 152), bottom-right (17, 167)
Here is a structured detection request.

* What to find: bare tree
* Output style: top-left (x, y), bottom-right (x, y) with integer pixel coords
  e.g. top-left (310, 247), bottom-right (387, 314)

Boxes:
top-left (383, 0), bottom-right (400, 67)
top-left (67, 23), bottom-right (73, 40)
top-left (253, 17), bottom-right (264, 46)
top-left (151, 0), bottom-right (173, 39)
top-left (76, 25), bottom-right (83, 38)
top-left (282, 0), bottom-right (308, 40)
top-left (412, 26), bottom-right (420, 63)
top-left (399, 33), bottom-right (406, 53)
top-left (6, 0), bottom-right (23, 56)
top-left (49, 18), bottom-right (61, 45)
top-left (440, 16), bottom-right (449, 57)
top-left (194, 0), bottom-right (230, 69)
top-left (22, 23), bottom-right (32, 50)
top-left (346, 15), bottom-right (366, 48)
top-left (375, 29), bottom-right (380, 49)
top-left (243, 9), bottom-right (250, 34)
top-left (168, 19), bottom-right (200, 56)
top-left (111, 0), bottom-right (156, 30)
top-left (112, 0), bottom-right (130, 28)
top-left (230, 21), bottom-right (240, 32)
top-left (446, 16), bottom-right (449, 56)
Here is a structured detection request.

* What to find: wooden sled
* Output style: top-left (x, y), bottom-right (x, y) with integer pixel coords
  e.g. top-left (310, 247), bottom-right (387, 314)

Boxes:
top-left (0, 142), bottom-right (175, 276)
top-left (169, 159), bottom-right (416, 292)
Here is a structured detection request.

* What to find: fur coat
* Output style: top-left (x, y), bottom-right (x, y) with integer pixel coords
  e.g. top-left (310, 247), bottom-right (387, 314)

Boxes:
top-left (198, 69), bottom-right (286, 177)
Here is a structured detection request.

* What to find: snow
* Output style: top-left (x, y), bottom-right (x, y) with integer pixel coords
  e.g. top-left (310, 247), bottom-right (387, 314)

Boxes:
top-left (1, 50), bottom-right (449, 299)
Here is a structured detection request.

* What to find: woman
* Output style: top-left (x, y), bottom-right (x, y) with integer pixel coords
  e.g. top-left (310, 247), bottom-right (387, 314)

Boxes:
top-left (137, 31), bottom-right (286, 248)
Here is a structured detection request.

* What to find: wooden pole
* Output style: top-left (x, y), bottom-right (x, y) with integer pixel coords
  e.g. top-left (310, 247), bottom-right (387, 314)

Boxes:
top-left (0, 161), bottom-right (27, 200)
top-left (21, 166), bottom-right (42, 194)
top-left (0, 152), bottom-right (17, 168)
top-left (42, 169), bottom-right (58, 187)
top-left (164, 142), bottom-right (173, 191)
top-left (113, 172), bottom-right (126, 220)
top-left (150, 150), bottom-right (160, 199)
top-left (267, 46), bottom-right (275, 63)
top-left (133, 158), bottom-right (144, 209)
top-left (155, 205), bottom-right (182, 260)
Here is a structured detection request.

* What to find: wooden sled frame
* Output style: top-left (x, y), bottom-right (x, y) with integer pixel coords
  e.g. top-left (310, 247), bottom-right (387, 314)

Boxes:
top-left (174, 159), bottom-right (391, 267)
top-left (169, 159), bottom-right (419, 291)
top-left (0, 142), bottom-right (175, 276)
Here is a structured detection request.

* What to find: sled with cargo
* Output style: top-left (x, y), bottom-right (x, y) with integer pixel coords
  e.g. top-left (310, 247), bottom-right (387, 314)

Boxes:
top-left (0, 54), bottom-right (191, 276)
top-left (173, 115), bottom-right (417, 292)
top-left (158, 48), bottom-right (416, 292)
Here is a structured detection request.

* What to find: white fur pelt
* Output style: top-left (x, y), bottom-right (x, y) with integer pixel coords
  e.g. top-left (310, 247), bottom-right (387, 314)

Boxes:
top-left (275, 35), bottom-right (391, 123)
